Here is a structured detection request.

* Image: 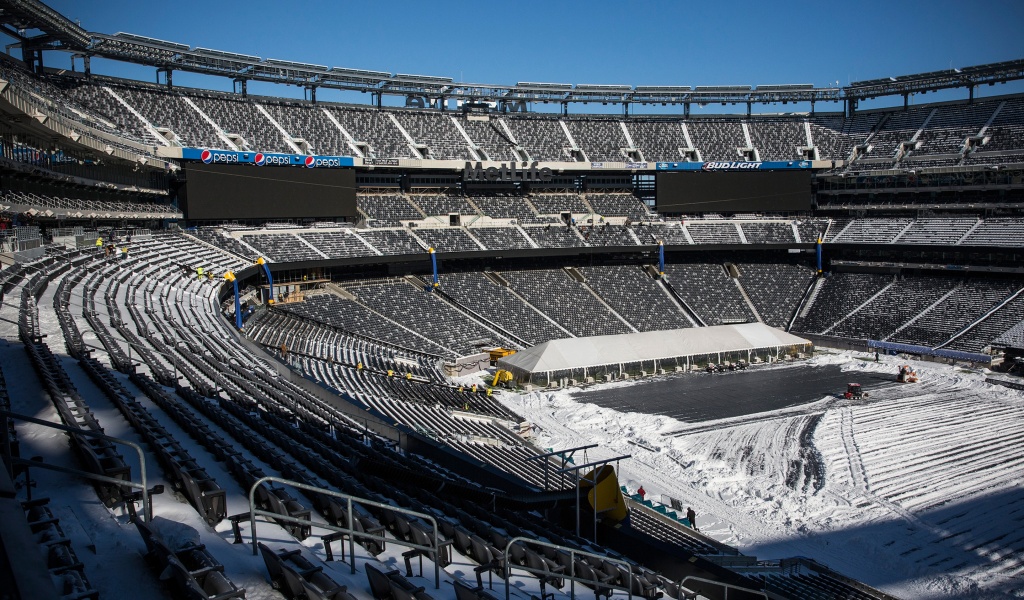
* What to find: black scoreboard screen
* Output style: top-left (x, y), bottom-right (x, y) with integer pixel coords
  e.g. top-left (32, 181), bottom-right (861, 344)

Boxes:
top-left (181, 163), bottom-right (357, 220)
top-left (656, 170), bottom-right (811, 213)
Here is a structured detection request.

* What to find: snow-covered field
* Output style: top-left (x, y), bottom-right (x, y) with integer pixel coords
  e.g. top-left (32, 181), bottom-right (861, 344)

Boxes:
top-left (499, 353), bottom-right (1024, 599)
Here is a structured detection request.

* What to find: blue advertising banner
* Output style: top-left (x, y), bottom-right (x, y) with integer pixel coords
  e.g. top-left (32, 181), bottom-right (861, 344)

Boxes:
top-left (181, 148), bottom-right (354, 168)
top-left (655, 160), bottom-right (813, 171)
top-left (866, 340), bottom-right (991, 364)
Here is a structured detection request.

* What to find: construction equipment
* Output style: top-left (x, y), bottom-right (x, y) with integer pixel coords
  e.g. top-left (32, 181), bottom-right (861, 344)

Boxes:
top-left (488, 347), bottom-right (516, 363)
top-left (897, 365), bottom-right (919, 383)
top-left (844, 383), bottom-right (863, 399)
top-left (492, 369), bottom-right (513, 387)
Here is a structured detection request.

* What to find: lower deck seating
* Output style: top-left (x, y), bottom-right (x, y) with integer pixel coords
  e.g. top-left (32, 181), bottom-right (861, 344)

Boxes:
top-left (580, 265), bottom-right (692, 331)
top-left (792, 273), bottom-right (893, 335)
top-left (945, 290), bottom-right (1024, 352)
top-left (737, 262), bottom-right (815, 328)
top-left (828, 276), bottom-right (960, 340)
top-left (282, 293), bottom-right (453, 357)
top-left (889, 280), bottom-right (1019, 347)
top-left (348, 280), bottom-right (510, 356)
top-left (663, 263), bottom-right (756, 325)
top-left (501, 269), bottom-right (634, 338)
top-left (438, 272), bottom-right (567, 344)
top-left (0, 232), bottom-right (968, 600)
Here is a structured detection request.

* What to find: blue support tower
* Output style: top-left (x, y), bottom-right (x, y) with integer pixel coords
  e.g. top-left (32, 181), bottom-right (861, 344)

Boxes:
top-left (816, 237), bottom-right (823, 273)
top-left (429, 247), bottom-right (440, 290)
top-left (253, 258), bottom-right (274, 303)
top-left (659, 240), bottom-right (665, 276)
top-left (262, 262), bottom-right (274, 301)
top-left (225, 271), bottom-right (242, 329)
top-left (233, 278), bottom-right (242, 329)
top-left (255, 257), bottom-right (275, 302)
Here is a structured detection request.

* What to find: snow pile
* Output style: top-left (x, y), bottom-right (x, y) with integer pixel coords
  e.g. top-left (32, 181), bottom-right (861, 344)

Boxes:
top-left (501, 352), bottom-right (1024, 599)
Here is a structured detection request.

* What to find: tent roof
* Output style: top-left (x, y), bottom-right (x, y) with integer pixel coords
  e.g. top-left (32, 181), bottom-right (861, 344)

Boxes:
top-left (497, 323), bottom-right (811, 374)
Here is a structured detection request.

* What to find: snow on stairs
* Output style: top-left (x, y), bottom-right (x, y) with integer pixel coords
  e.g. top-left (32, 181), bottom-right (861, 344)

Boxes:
top-left (797, 277), bottom-right (825, 320)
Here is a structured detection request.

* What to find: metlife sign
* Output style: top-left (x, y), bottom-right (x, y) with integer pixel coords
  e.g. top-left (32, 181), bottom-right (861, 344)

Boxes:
top-left (655, 160), bottom-right (813, 171)
top-left (181, 148), bottom-right (354, 168)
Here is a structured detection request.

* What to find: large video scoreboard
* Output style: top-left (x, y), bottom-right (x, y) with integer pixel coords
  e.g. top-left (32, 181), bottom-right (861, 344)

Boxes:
top-left (655, 166), bottom-right (812, 213)
top-left (180, 163), bottom-right (357, 221)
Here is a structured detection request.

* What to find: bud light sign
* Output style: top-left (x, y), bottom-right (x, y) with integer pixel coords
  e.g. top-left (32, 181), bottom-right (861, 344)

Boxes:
top-left (656, 160), bottom-right (814, 171)
top-left (183, 148), bottom-right (354, 168)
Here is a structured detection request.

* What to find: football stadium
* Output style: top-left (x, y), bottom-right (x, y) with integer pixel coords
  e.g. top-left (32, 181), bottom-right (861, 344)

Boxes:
top-left (0, 2), bottom-right (1022, 599)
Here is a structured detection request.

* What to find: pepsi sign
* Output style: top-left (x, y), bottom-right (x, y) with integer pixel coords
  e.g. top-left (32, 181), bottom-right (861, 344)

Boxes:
top-left (253, 153), bottom-right (293, 166)
top-left (199, 149), bottom-right (239, 164)
top-left (182, 148), bottom-right (354, 168)
top-left (306, 156), bottom-right (343, 168)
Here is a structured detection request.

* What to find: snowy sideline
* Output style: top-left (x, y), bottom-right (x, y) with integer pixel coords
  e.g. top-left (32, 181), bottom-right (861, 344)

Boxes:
top-left (498, 351), bottom-right (1024, 600)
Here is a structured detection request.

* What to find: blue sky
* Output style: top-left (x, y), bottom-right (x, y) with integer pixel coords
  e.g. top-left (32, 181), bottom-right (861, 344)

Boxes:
top-left (15, 0), bottom-right (1024, 113)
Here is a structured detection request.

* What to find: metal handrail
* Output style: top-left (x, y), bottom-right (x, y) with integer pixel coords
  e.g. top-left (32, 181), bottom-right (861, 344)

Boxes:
top-left (246, 476), bottom-right (449, 588)
top-left (680, 575), bottom-right (769, 600)
top-left (504, 535), bottom-right (634, 600)
top-left (1, 409), bottom-right (151, 521)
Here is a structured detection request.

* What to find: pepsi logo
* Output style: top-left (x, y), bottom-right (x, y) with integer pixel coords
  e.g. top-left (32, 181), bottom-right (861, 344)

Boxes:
top-left (304, 155), bottom-right (316, 168)
top-left (254, 153), bottom-right (266, 166)
top-left (200, 149), bottom-right (213, 164)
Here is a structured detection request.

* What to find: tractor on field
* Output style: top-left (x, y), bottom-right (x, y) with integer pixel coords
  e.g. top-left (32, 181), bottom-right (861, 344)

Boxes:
top-left (844, 383), bottom-right (864, 400)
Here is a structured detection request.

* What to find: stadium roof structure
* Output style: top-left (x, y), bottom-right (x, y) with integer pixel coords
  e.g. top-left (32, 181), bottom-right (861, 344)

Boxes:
top-left (0, 0), bottom-right (1022, 113)
top-left (0, 0), bottom-right (89, 50)
top-left (497, 323), bottom-right (812, 384)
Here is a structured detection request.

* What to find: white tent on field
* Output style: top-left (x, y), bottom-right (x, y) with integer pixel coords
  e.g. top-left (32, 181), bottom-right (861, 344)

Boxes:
top-left (497, 322), bottom-right (812, 384)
